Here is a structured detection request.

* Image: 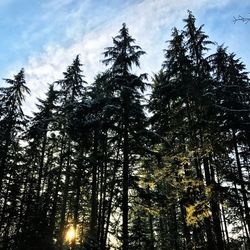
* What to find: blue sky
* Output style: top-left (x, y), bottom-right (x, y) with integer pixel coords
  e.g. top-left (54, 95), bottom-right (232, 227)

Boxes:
top-left (0, 0), bottom-right (250, 113)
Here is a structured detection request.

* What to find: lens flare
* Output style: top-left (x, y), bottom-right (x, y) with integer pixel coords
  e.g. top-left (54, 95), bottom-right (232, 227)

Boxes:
top-left (65, 226), bottom-right (75, 243)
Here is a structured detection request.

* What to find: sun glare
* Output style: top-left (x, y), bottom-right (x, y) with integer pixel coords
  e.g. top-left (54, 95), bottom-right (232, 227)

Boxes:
top-left (65, 226), bottom-right (76, 243)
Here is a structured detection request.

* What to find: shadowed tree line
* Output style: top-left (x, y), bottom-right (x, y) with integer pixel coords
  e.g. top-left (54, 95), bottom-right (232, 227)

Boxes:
top-left (0, 11), bottom-right (250, 250)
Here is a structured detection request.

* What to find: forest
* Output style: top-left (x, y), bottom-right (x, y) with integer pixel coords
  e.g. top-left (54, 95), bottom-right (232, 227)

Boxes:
top-left (0, 11), bottom-right (249, 250)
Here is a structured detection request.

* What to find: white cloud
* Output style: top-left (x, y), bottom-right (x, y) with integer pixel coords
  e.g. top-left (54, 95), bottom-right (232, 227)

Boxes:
top-left (21, 0), bottom-right (235, 115)
top-left (41, 0), bottom-right (79, 11)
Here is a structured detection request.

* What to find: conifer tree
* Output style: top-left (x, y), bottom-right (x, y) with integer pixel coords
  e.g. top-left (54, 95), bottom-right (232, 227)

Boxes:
top-left (103, 23), bottom-right (147, 249)
top-left (0, 12), bottom-right (249, 250)
top-left (0, 69), bottom-right (30, 189)
top-left (0, 69), bottom-right (30, 248)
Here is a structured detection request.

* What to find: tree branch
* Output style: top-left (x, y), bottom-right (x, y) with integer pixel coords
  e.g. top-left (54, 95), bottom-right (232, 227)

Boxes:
top-left (233, 15), bottom-right (250, 24)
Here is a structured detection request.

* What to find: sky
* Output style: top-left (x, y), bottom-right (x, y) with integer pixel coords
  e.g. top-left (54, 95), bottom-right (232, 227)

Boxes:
top-left (0, 0), bottom-right (250, 114)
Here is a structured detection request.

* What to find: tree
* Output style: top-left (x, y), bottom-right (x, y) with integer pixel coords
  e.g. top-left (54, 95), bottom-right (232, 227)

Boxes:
top-left (55, 55), bottom-right (87, 248)
top-left (103, 23), bottom-right (147, 249)
top-left (0, 69), bottom-right (30, 248)
top-left (15, 84), bottom-right (57, 250)
top-left (0, 69), bottom-right (30, 189)
top-left (0, 12), bottom-right (249, 250)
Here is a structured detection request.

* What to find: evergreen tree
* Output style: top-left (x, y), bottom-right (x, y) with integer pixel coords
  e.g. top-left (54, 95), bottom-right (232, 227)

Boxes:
top-left (0, 12), bottom-right (249, 250)
top-left (103, 23), bottom-right (147, 249)
top-left (0, 69), bottom-right (30, 248)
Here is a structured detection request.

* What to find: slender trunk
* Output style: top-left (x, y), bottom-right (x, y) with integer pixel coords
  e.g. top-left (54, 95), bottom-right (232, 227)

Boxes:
top-left (122, 108), bottom-right (129, 250)
top-left (146, 185), bottom-right (155, 249)
top-left (203, 156), bottom-right (219, 250)
top-left (42, 143), bottom-right (55, 210)
top-left (97, 161), bottom-right (103, 243)
top-left (49, 135), bottom-right (65, 240)
top-left (36, 132), bottom-right (47, 196)
top-left (233, 129), bottom-right (250, 237)
top-left (234, 182), bottom-right (250, 241)
top-left (0, 121), bottom-right (13, 190)
top-left (194, 156), bottom-right (203, 180)
top-left (15, 188), bottom-right (25, 245)
top-left (180, 201), bottom-right (191, 250)
top-left (159, 217), bottom-right (167, 249)
top-left (59, 141), bottom-right (71, 248)
top-left (221, 203), bottom-right (229, 246)
top-left (98, 131), bottom-right (108, 247)
top-left (208, 155), bottom-right (224, 250)
top-left (168, 203), bottom-right (179, 250)
top-left (90, 130), bottom-right (98, 244)
top-left (102, 166), bottom-right (117, 248)
top-left (72, 146), bottom-right (84, 249)
top-left (103, 183), bottom-right (114, 248)
top-left (149, 213), bottom-right (155, 249)
top-left (0, 179), bottom-right (10, 227)
top-left (103, 137), bottom-right (122, 248)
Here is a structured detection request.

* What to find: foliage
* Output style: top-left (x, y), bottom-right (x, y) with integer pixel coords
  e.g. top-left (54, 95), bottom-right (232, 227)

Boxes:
top-left (0, 12), bottom-right (249, 250)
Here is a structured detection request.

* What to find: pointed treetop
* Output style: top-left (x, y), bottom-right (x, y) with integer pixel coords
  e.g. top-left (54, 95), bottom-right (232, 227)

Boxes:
top-left (57, 55), bottom-right (87, 100)
top-left (103, 23), bottom-right (145, 73)
top-left (183, 10), bottom-right (213, 60)
top-left (3, 68), bottom-right (30, 106)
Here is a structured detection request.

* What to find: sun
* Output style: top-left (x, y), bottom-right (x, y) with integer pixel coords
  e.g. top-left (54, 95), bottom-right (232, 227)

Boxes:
top-left (65, 226), bottom-right (76, 243)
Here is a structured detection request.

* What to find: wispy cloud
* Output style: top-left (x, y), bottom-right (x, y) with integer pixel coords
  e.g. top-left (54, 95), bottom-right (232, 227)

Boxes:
top-left (11, 0), bottom-right (245, 115)
top-left (41, 0), bottom-right (76, 9)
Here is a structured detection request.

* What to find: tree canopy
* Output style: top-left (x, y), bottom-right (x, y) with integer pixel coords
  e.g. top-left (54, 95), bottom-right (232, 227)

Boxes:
top-left (0, 11), bottom-right (250, 250)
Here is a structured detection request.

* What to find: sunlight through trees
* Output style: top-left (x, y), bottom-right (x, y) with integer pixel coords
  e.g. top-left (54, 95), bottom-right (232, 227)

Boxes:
top-left (0, 11), bottom-right (249, 250)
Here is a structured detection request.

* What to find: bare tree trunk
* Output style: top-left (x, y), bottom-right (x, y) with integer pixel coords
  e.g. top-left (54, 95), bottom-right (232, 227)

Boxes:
top-left (49, 135), bottom-right (65, 243)
top-left (89, 130), bottom-right (99, 246)
top-left (233, 129), bottom-right (250, 237)
top-left (98, 130), bottom-right (108, 247)
top-left (72, 146), bottom-right (84, 249)
top-left (0, 120), bottom-right (13, 190)
top-left (122, 109), bottom-right (129, 250)
top-left (209, 155), bottom-right (224, 250)
top-left (36, 132), bottom-right (47, 197)
top-left (103, 137), bottom-right (122, 249)
top-left (59, 141), bottom-right (71, 249)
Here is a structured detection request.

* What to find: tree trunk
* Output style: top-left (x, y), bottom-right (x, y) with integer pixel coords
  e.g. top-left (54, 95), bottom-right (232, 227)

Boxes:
top-left (37, 132), bottom-right (47, 197)
top-left (0, 120), bottom-right (13, 190)
top-left (98, 130), bottom-right (108, 248)
top-left (49, 135), bottom-right (65, 242)
top-left (103, 137), bottom-right (122, 249)
top-left (203, 156), bottom-right (224, 250)
top-left (122, 108), bottom-right (129, 250)
top-left (89, 130), bottom-right (98, 245)
top-left (233, 129), bottom-right (250, 237)
top-left (72, 146), bottom-right (84, 249)
top-left (208, 155), bottom-right (224, 250)
top-left (59, 141), bottom-right (71, 249)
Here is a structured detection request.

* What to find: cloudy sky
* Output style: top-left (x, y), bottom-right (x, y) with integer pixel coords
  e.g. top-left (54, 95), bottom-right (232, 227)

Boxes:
top-left (0, 0), bottom-right (250, 114)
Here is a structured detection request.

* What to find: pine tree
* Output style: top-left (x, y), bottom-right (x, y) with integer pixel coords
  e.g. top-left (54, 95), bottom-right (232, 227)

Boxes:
top-left (15, 84), bottom-right (57, 250)
top-left (0, 69), bottom-right (30, 248)
top-left (103, 23), bottom-right (147, 249)
top-left (0, 69), bottom-right (30, 189)
top-left (210, 46), bottom-right (250, 245)
top-left (54, 55), bottom-right (87, 248)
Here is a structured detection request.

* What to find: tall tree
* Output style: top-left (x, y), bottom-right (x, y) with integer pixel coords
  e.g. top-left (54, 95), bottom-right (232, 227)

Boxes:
top-left (103, 23), bottom-right (147, 249)
top-left (55, 55), bottom-right (87, 248)
top-left (0, 69), bottom-right (30, 189)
